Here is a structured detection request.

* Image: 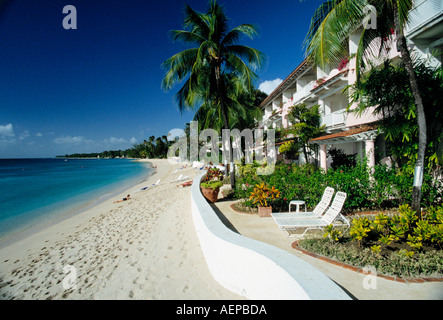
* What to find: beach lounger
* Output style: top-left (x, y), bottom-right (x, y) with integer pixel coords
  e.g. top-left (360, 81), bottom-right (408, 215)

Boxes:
top-left (137, 179), bottom-right (161, 192)
top-left (170, 174), bottom-right (183, 182)
top-left (170, 175), bottom-right (189, 183)
top-left (151, 179), bottom-right (161, 187)
top-left (271, 187), bottom-right (335, 219)
top-left (273, 192), bottom-right (349, 236)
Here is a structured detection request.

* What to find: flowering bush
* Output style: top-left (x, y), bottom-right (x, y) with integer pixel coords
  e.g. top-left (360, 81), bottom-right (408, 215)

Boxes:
top-left (338, 57), bottom-right (349, 71)
top-left (202, 167), bottom-right (223, 182)
top-left (314, 77), bottom-right (326, 88)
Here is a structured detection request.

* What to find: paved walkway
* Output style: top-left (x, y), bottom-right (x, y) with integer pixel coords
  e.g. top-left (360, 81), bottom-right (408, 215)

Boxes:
top-left (212, 198), bottom-right (443, 300)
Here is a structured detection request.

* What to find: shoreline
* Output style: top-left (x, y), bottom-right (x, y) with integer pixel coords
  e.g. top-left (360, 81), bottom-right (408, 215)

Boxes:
top-left (0, 158), bottom-right (243, 300)
top-left (0, 159), bottom-right (159, 251)
top-left (0, 160), bottom-right (155, 249)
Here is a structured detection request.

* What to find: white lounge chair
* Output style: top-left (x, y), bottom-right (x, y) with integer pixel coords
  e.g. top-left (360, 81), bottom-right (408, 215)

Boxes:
top-left (271, 187), bottom-right (335, 219)
top-left (138, 179), bottom-right (161, 192)
top-left (170, 175), bottom-right (189, 183)
top-left (273, 191), bottom-right (349, 236)
top-left (151, 179), bottom-right (161, 187)
top-left (170, 174), bottom-right (183, 182)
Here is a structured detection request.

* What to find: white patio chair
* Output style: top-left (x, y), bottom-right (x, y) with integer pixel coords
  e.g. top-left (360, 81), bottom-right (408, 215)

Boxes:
top-left (271, 187), bottom-right (335, 219)
top-left (273, 191), bottom-right (349, 236)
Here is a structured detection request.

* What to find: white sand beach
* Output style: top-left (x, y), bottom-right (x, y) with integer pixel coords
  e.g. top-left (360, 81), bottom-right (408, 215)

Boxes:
top-left (0, 159), bottom-right (243, 300)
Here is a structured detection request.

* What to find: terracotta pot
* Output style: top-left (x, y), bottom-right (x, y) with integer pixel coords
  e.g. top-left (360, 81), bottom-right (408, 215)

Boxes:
top-left (201, 187), bottom-right (220, 203)
top-left (258, 206), bottom-right (272, 217)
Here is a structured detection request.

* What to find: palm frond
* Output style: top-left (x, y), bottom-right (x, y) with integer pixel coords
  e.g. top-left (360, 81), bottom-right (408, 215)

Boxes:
top-left (161, 48), bottom-right (199, 90)
top-left (304, 0), bottom-right (368, 67)
top-left (225, 54), bottom-right (258, 90)
top-left (170, 30), bottom-right (206, 45)
top-left (222, 24), bottom-right (259, 46)
top-left (225, 45), bottom-right (265, 71)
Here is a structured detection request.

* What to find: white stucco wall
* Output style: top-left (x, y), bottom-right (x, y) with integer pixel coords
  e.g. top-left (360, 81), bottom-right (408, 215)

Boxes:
top-left (191, 172), bottom-right (352, 300)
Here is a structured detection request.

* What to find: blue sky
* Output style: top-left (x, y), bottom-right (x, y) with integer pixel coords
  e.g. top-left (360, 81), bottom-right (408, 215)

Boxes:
top-left (0, 0), bottom-right (324, 158)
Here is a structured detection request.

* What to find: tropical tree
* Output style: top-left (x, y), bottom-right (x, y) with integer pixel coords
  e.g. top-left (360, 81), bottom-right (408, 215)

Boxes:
top-left (350, 59), bottom-right (443, 170)
top-left (287, 103), bottom-right (324, 164)
top-left (304, 0), bottom-right (426, 215)
top-left (193, 74), bottom-right (265, 132)
top-left (161, 0), bottom-right (265, 188)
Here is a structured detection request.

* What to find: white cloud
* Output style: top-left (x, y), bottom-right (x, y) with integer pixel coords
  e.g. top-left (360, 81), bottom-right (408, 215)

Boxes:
top-left (0, 123), bottom-right (16, 145)
top-left (129, 137), bottom-right (137, 144)
top-left (103, 136), bottom-right (138, 149)
top-left (0, 123), bottom-right (15, 138)
top-left (104, 137), bottom-right (127, 145)
top-left (19, 130), bottom-right (30, 141)
top-left (36, 132), bottom-right (43, 137)
top-left (54, 135), bottom-right (94, 145)
top-left (259, 78), bottom-right (283, 95)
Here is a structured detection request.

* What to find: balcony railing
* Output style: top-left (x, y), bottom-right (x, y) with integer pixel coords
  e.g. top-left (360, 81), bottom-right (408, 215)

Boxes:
top-left (292, 81), bottom-right (317, 104)
top-left (407, 0), bottom-right (443, 34)
top-left (321, 111), bottom-right (346, 128)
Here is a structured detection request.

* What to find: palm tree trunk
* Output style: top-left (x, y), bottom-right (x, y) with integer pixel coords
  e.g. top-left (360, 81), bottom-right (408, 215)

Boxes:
top-left (393, 4), bottom-right (427, 216)
top-left (215, 64), bottom-right (236, 188)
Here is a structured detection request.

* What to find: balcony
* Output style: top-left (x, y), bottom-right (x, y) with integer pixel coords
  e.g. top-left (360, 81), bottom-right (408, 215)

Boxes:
top-left (292, 81), bottom-right (317, 104)
top-left (321, 111), bottom-right (346, 128)
top-left (407, 0), bottom-right (443, 36)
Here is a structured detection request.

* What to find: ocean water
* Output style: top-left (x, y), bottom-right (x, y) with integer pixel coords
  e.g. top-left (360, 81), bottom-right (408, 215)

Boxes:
top-left (0, 158), bottom-right (153, 241)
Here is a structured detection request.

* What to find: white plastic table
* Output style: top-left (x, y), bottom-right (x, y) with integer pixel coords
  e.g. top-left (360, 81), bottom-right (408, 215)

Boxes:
top-left (289, 200), bottom-right (306, 213)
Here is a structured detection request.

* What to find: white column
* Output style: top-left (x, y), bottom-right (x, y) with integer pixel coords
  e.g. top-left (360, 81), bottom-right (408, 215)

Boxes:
top-left (319, 144), bottom-right (327, 172)
top-left (365, 139), bottom-right (375, 171)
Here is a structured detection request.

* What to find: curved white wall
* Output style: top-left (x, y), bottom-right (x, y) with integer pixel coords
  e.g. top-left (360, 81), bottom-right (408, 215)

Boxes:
top-left (191, 172), bottom-right (351, 300)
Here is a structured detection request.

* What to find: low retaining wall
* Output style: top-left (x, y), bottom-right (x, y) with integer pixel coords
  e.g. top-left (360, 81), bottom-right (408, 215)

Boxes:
top-left (191, 172), bottom-right (351, 300)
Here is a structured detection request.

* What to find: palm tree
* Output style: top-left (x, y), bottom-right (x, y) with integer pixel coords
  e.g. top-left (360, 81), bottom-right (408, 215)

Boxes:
top-left (305, 0), bottom-right (426, 215)
top-left (193, 73), bottom-right (264, 132)
top-left (162, 0), bottom-right (264, 188)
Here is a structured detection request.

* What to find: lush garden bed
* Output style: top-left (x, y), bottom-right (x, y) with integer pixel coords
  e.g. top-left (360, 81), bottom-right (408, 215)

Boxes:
top-left (231, 162), bottom-right (443, 278)
top-left (297, 205), bottom-right (443, 278)
top-left (233, 162), bottom-right (442, 213)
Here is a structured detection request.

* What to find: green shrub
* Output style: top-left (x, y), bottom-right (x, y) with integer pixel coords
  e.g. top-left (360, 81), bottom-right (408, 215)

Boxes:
top-left (299, 233), bottom-right (443, 278)
top-left (328, 148), bottom-right (357, 170)
top-left (200, 180), bottom-right (223, 190)
top-left (234, 161), bottom-right (442, 212)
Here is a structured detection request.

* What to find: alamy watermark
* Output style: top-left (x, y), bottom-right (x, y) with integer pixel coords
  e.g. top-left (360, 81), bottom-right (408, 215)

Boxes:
top-left (62, 5), bottom-right (77, 30)
top-left (362, 265), bottom-right (377, 290)
top-left (362, 5), bottom-right (377, 30)
top-left (336, 5), bottom-right (377, 43)
top-left (167, 121), bottom-right (277, 175)
top-left (62, 264), bottom-right (77, 290)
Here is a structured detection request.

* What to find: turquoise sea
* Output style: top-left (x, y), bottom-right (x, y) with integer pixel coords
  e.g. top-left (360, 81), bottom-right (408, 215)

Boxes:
top-left (0, 158), bottom-right (153, 242)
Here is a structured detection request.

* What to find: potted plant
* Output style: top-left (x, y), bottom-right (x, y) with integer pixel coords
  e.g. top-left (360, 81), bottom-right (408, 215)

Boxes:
top-left (203, 167), bottom-right (224, 182)
top-left (249, 182), bottom-right (280, 217)
top-left (201, 180), bottom-right (223, 203)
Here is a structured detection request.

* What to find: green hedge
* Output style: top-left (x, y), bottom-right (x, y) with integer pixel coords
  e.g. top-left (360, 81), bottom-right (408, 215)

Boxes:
top-left (233, 162), bottom-right (442, 212)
